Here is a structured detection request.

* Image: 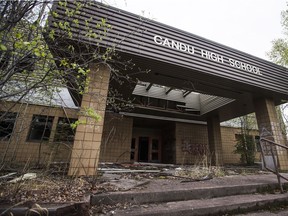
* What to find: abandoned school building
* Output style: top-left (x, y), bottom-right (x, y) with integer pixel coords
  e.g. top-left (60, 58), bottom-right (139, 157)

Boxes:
top-left (1, 2), bottom-right (288, 176)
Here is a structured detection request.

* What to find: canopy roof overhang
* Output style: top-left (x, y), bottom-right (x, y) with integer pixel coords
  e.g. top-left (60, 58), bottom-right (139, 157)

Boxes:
top-left (47, 1), bottom-right (288, 122)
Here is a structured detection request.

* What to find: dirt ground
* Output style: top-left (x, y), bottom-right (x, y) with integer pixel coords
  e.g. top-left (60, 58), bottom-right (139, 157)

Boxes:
top-left (0, 163), bottom-right (268, 215)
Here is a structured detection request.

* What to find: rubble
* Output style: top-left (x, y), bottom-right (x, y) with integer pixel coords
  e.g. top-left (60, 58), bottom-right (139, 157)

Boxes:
top-left (9, 173), bottom-right (37, 183)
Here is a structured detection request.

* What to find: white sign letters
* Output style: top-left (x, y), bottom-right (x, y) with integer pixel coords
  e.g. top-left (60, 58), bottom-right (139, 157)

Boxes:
top-left (153, 35), bottom-right (262, 75)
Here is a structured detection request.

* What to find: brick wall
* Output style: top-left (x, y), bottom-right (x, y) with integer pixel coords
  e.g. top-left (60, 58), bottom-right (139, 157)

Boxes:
top-left (99, 113), bottom-right (133, 163)
top-left (0, 101), bottom-right (261, 167)
top-left (221, 126), bottom-right (260, 164)
top-left (175, 122), bottom-right (209, 165)
top-left (0, 102), bottom-right (78, 165)
top-left (175, 122), bottom-right (260, 165)
top-left (162, 122), bottom-right (176, 164)
top-left (254, 98), bottom-right (288, 170)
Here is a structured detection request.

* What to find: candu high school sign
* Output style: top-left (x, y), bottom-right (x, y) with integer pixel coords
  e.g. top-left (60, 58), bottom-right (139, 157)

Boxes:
top-left (49, 1), bottom-right (288, 96)
top-left (154, 35), bottom-right (262, 75)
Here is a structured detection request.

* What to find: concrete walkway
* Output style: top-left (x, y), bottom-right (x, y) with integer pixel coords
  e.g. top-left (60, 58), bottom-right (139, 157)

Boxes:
top-left (92, 173), bottom-right (288, 215)
top-left (1, 173), bottom-right (288, 215)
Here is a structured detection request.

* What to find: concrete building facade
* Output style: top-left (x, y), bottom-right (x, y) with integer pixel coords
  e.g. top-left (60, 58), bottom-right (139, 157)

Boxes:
top-left (0, 101), bottom-right (261, 170)
top-left (1, 1), bottom-right (287, 176)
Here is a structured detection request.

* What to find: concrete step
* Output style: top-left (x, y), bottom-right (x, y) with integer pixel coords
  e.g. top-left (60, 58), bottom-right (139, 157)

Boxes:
top-left (0, 202), bottom-right (89, 216)
top-left (91, 182), bottom-right (282, 206)
top-left (114, 193), bottom-right (288, 216)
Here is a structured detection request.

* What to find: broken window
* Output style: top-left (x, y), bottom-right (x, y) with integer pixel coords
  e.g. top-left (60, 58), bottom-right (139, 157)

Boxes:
top-left (0, 112), bottom-right (17, 141)
top-left (54, 117), bottom-right (77, 143)
top-left (27, 115), bottom-right (54, 141)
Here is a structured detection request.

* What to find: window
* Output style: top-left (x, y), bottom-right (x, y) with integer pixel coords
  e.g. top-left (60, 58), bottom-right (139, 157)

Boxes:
top-left (147, 98), bottom-right (167, 109)
top-left (151, 139), bottom-right (160, 161)
top-left (0, 51), bottom-right (11, 71)
top-left (235, 134), bottom-right (253, 141)
top-left (0, 112), bottom-right (17, 141)
top-left (16, 54), bottom-right (36, 73)
top-left (130, 138), bottom-right (136, 160)
top-left (27, 115), bottom-right (54, 141)
top-left (54, 117), bottom-right (77, 142)
top-left (235, 133), bottom-right (255, 151)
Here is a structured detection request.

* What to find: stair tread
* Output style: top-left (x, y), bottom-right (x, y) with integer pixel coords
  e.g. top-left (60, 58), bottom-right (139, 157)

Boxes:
top-left (115, 193), bottom-right (288, 216)
top-left (92, 182), bottom-right (281, 205)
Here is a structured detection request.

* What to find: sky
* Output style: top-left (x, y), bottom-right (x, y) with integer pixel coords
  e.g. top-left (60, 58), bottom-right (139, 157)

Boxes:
top-left (101, 0), bottom-right (287, 61)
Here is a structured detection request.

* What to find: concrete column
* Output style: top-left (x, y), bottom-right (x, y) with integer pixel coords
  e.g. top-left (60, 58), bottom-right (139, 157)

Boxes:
top-left (254, 98), bottom-right (288, 170)
top-left (68, 63), bottom-right (110, 176)
top-left (207, 115), bottom-right (223, 166)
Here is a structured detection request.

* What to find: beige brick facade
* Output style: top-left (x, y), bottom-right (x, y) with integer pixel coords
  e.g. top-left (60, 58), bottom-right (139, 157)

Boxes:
top-left (221, 126), bottom-right (260, 164)
top-left (254, 98), bottom-right (288, 170)
top-left (0, 101), bottom-right (267, 170)
top-left (0, 101), bottom-right (78, 165)
top-left (174, 122), bottom-right (260, 165)
top-left (175, 122), bottom-right (209, 165)
top-left (207, 116), bottom-right (223, 165)
top-left (68, 63), bottom-right (111, 176)
top-left (100, 113), bottom-right (133, 163)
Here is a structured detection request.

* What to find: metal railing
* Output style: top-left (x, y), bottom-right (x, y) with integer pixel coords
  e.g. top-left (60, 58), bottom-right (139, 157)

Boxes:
top-left (259, 136), bottom-right (288, 193)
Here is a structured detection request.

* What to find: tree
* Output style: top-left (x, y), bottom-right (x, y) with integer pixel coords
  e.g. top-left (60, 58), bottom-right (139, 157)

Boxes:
top-left (268, 6), bottom-right (288, 143)
top-left (232, 114), bottom-right (257, 165)
top-left (0, 0), bottom-right (135, 168)
top-left (1, 1), bottom-right (55, 103)
top-left (0, 0), bottom-right (134, 110)
top-left (276, 104), bottom-right (288, 144)
top-left (268, 7), bottom-right (288, 66)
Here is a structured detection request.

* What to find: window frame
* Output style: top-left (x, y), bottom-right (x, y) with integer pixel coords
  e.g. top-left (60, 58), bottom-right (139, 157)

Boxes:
top-left (27, 114), bottom-right (54, 142)
top-left (0, 112), bottom-right (17, 141)
top-left (54, 117), bottom-right (77, 143)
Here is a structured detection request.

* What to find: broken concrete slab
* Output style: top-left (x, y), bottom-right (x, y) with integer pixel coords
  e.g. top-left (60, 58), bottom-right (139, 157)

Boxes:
top-left (103, 179), bottom-right (150, 191)
top-left (9, 173), bottom-right (37, 183)
top-left (98, 168), bottom-right (161, 174)
top-left (101, 173), bottom-right (122, 180)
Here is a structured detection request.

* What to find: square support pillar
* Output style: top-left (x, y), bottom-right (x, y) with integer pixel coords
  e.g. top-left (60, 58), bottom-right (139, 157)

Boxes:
top-left (207, 115), bottom-right (223, 166)
top-left (68, 63), bottom-right (110, 176)
top-left (254, 98), bottom-right (288, 170)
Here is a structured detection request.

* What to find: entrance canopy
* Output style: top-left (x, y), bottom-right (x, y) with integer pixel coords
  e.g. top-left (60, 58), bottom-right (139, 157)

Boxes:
top-left (48, 1), bottom-right (288, 122)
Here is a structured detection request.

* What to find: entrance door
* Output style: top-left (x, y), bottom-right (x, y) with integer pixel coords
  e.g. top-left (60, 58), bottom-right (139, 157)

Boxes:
top-left (138, 137), bottom-right (149, 162)
top-left (131, 135), bottom-right (162, 163)
top-left (151, 138), bottom-right (160, 162)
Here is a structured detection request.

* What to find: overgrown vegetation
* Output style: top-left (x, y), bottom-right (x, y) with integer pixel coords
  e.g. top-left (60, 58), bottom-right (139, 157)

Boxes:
top-left (234, 133), bottom-right (256, 165)
top-left (175, 166), bottom-right (225, 179)
top-left (233, 114), bottom-right (257, 165)
top-left (0, 0), bottom-right (137, 172)
top-left (268, 5), bottom-right (288, 142)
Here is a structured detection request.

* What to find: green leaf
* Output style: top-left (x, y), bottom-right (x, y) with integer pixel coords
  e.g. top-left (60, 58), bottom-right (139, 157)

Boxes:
top-left (60, 58), bottom-right (68, 67)
top-left (52, 11), bottom-right (59, 18)
top-left (0, 44), bottom-right (7, 51)
top-left (16, 32), bottom-right (22, 39)
top-left (78, 67), bottom-right (86, 74)
top-left (34, 51), bottom-right (41, 57)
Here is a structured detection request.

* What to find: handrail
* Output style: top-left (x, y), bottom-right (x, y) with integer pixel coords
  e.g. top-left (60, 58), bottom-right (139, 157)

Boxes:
top-left (260, 138), bottom-right (288, 150)
top-left (259, 137), bottom-right (288, 193)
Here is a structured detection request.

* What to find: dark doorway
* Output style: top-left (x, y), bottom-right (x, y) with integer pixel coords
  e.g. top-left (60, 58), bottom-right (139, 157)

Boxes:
top-left (138, 137), bottom-right (149, 162)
